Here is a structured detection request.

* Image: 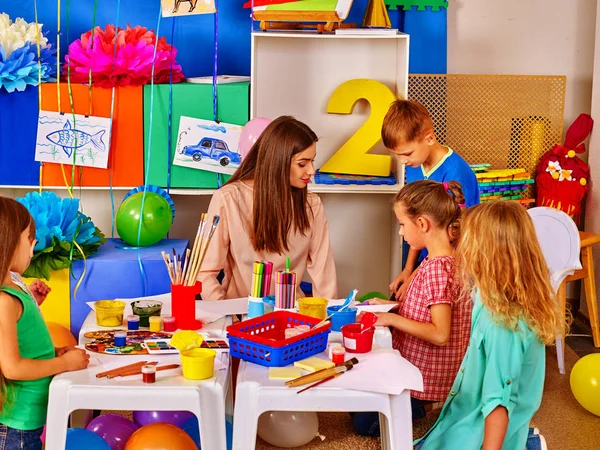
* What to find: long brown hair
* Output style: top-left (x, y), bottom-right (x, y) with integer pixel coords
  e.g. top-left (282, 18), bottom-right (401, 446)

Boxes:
top-left (457, 201), bottom-right (563, 344)
top-left (394, 180), bottom-right (465, 246)
top-left (227, 116), bottom-right (318, 254)
top-left (0, 196), bottom-right (35, 412)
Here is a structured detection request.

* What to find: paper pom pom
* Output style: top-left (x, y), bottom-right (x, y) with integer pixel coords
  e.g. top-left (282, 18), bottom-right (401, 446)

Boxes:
top-left (0, 14), bottom-right (55, 93)
top-left (16, 192), bottom-right (106, 280)
top-left (64, 25), bottom-right (185, 88)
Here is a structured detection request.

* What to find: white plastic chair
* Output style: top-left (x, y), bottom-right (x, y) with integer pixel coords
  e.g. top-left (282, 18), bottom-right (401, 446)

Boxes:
top-left (527, 207), bottom-right (581, 374)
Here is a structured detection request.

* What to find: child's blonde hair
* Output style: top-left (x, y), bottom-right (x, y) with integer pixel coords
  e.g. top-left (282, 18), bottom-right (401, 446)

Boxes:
top-left (382, 99), bottom-right (434, 149)
top-left (394, 180), bottom-right (465, 246)
top-left (457, 201), bottom-right (563, 344)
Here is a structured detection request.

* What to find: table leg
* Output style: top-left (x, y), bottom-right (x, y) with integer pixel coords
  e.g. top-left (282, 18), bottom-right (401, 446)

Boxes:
top-left (233, 382), bottom-right (261, 450)
top-left (45, 379), bottom-right (72, 450)
top-left (582, 247), bottom-right (600, 347)
top-left (380, 391), bottom-right (413, 450)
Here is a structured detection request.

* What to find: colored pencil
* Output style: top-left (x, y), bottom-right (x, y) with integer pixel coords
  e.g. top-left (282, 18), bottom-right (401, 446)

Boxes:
top-left (96, 361), bottom-right (151, 378)
top-left (109, 363), bottom-right (180, 379)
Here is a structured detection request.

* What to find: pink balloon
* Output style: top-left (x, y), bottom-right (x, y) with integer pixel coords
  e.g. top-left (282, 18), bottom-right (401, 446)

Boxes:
top-left (239, 117), bottom-right (271, 160)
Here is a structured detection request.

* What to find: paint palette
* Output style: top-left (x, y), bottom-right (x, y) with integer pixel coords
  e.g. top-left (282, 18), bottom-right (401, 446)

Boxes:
top-left (144, 340), bottom-right (179, 354)
top-left (143, 339), bottom-right (230, 354)
top-left (84, 330), bottom-right (173, 355)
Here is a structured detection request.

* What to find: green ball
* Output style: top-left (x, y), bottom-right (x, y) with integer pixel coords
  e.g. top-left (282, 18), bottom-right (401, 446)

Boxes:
top-left (116, 192), bottom-right (173, 247)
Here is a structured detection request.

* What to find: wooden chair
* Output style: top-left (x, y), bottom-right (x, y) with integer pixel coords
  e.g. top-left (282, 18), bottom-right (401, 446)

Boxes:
top-left (557, 231), bottom-right (600, 349)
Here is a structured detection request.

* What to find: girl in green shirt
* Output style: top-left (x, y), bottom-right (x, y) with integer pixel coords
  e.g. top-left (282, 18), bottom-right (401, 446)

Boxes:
top-left (0, 197), bottom-right (90, 450)
top-left (416, 201), bottom-right (563, 450)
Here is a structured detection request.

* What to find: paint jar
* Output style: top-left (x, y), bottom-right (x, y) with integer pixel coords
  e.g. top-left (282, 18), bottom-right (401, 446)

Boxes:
top-left (247, 296), bottom-right (265, 319)
top-left (95, 300), bottom-right (126, 327)
top-left (341, 323), bottom-right (375, 354)
top-left (263, 295), bottom-right (276, 314)
top-left (326, 305), bottom-right (358, 332)
top-left (114, 331), bottom-right (127, 347)
top-left (328, 343), bottom-right (344, 360)
top-left (297, 297), bottom-right (328, 320)
top-left (295, 324), bottom-right (310, 335)
top-left (163, 316), bottom-right (177, 332)
top-left (285, 328), bottom-right (300, 339)
top-left (332, 346), bottom-right (346, 365)
top-left (180, 348), bottom-right (216, 380)
top-left (131, 300), bottom-right (163, 327)
top-left (149, 316), bottom-right (162, 332)
top-left (127, 315), bottom-right (140, 331)
top-left (142, 364), bottom-right (156, 384)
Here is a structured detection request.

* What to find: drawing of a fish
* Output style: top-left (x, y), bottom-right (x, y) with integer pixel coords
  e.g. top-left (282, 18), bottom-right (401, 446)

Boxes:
top-left (46, 120), bottom-right (106, 157)
top-left (197, 124), bottom-right (227, 134)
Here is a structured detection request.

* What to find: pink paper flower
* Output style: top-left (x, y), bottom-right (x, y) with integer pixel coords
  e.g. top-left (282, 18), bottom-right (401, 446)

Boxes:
top-left (63, 25), bottom-right (184, 87)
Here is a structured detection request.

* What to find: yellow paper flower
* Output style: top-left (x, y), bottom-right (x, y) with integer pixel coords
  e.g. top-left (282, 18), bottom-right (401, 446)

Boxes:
top-left (546, 160), bottom-right (561, 174)
top-left (559, 169), bottom-right (573, 181)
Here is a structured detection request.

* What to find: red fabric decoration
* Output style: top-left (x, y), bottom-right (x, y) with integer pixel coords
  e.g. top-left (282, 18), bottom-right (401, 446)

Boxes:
top-left (535, 113), bottom-right (593, 224)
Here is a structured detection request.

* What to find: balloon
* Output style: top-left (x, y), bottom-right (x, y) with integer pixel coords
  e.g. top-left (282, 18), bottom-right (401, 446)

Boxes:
top-left (66, 428), bottom-right (111, 450)
top-left (116, 192), bottom-right (173, 247)
top-left (132, 410), bottom-right (195, 429)
top-left (124, 423), bottom-right (197, 450)
top-left (239, 117), bottom-right (271, 160)
top-left (257, 411), bottom-right (318, 448)
top-left (46, 322), bottom-right (77, 347)
top-left (86, 414), bottom-right (139, 450)
top-left (570, 353), bottom-right (600, 416)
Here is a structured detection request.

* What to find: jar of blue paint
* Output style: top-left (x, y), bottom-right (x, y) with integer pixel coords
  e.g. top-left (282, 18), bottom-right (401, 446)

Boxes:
top-left (127, 315), bottom-right (140, 331)
top-left (326, 305), bottom-right (358, 332)
top-left (114, 331), bottom-right (127, 347)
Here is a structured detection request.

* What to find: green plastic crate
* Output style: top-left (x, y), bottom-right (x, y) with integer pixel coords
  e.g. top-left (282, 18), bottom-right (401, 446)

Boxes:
top-left (144, 82), bottom-right (250, 188)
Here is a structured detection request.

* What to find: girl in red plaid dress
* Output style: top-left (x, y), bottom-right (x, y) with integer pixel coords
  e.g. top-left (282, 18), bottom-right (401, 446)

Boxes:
top-left (353, 180), bottom-right (472, 437)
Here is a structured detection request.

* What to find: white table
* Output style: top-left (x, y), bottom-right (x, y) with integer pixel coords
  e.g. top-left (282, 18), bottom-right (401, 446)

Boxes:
top-left (45, 311), bottom-right (233, 450)
top-left (233, 327), bottom-right (421, 450)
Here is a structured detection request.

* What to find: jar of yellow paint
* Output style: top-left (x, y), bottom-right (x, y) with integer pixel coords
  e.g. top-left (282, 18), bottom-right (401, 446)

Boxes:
top-left (297, 297), bottom-right (328, 320)
top-left (149, 316), bottom-right (162, 332)
top-left (95, 300), bottom-right (126, 327)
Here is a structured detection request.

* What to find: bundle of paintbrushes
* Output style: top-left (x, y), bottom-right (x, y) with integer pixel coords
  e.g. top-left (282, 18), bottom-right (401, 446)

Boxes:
top-left (286, 358), bottom-right (359, 393)
top-left (274, 257), bottom-right (296, 309)
top-left (251, 260), bottom-right (274, 297)
top-left (161, 213), bottom-right (221, 286)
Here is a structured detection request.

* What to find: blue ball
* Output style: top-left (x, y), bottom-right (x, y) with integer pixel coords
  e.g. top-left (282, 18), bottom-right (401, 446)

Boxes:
top-left (66, 428), bottom-right (111, 450)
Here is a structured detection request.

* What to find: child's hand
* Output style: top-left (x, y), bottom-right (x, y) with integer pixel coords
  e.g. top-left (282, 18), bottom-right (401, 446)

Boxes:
top-left (60, 348), bottom-right (90, 372)
top-left (389, 270), bottom-right (409, 294)
top-left (29, 279), bottom-right (51, 306)
top-left (373, 312), bottom-right (396, 327)
top-left (364, 298), bottom-right (398, 307)
top-left (55, 346), bottom-right (77, 357)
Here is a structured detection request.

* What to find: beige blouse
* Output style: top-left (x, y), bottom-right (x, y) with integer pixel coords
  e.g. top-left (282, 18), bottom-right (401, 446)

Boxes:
top-left (198, 181), bottom-right (338, 300)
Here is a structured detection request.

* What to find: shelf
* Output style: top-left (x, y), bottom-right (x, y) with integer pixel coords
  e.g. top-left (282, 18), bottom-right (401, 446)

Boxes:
top-left (252, 30), bottom-right (409, 40)
top-left (1, 184), bottom-right (400, 195)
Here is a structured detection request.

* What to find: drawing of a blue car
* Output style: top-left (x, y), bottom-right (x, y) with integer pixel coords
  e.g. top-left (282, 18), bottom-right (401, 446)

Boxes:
top-left (181, 137), bottom-right (241, 167)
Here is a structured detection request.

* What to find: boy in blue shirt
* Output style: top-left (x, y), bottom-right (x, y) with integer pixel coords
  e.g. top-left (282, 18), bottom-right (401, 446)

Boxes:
top-left (382, 100), bottom-right (480, 299)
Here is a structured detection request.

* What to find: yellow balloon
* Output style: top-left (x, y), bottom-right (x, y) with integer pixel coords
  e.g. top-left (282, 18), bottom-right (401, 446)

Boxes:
top-left (570, 353), bottom-right (600, 416)
top-left (46, 322), bottom-right (77, 348)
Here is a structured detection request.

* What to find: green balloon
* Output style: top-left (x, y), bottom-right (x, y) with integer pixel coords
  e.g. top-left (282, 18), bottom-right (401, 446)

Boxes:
top-left (116, 192), bottom-right (173, 247)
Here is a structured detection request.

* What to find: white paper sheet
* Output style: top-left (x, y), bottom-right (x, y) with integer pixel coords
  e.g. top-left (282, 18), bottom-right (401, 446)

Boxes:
top-left (36, 110), bottom-right (112, 168)
top-left (323, 349), bottom-right (423, 395)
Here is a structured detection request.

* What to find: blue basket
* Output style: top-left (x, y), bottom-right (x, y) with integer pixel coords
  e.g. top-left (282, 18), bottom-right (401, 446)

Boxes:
top-left (226, 311), bottom-right (331, 367)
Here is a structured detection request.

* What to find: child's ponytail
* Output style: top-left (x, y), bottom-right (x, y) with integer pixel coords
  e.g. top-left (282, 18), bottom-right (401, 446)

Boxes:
top-left (394, 180), bottom-right (466, 246)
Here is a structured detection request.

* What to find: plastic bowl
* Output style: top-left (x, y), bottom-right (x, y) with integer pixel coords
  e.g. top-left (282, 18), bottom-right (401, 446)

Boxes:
top-left (341, 323), bottom-right (375, 353)
top-left (297, 297), bottom-right (328, 320)
top-left (326, 305), bottom-right (358, 332)
top-left (131, 300), bottom-right (163, 327)
top-left (180, 348), bottom-right (217, 380)
top-left (95, 300), bottom-right (126, 327)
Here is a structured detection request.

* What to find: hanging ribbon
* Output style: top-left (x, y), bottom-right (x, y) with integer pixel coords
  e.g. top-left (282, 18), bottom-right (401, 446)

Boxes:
top-left (108, 0), bottom-right (122, 238)
top-left (33, 0), bottom-right (44, 193)
top-left (213, 0), bottom-right (220, 188)
top-left (166, 18), bottom-right (176, 195)
top-left (134, 6), bottom-right (164, 296)
top-left (87, 0), bottom-right (98, 118)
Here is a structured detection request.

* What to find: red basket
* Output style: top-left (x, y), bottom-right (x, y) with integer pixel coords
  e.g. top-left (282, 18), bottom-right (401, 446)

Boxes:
top-left (226, 311), bottom-right (331, 367)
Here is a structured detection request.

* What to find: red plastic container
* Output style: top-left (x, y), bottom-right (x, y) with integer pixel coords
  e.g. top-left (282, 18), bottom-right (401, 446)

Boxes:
top-left (341, 323), bottom-right (375, 353)
top-left (171, 282), bottom-right (203, 330)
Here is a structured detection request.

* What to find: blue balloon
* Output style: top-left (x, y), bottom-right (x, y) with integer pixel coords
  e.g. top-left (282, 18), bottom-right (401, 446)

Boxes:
top-left (66, 428), bottom-right (111, 450)
top-left (181, 418), bottom-right (233, 450)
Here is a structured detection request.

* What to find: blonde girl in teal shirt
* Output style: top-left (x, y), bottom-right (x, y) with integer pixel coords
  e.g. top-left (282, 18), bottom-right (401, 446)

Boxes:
top-left (416, 201), bottom-right (563, 450)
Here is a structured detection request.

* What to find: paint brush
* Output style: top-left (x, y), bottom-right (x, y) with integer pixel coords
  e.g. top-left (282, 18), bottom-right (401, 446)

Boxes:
top-left (297, 371), bottom-right (343, 394)
top-left (285, 358), bottom-right (358, 387)
top-left (185, 213), bottom-right (207, 285)
top-left (180, 248), bottom-right (191, 286)
top-left (110, 363), bottom-right (180, 379)
top-left (191, 215), bottom-right (220, 284)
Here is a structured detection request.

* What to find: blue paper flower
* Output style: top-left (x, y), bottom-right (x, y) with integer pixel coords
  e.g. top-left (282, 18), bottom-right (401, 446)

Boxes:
top-left (16, 192), bottom-right (106, 280)
top-left (0, 41), bottom-right (56, 93)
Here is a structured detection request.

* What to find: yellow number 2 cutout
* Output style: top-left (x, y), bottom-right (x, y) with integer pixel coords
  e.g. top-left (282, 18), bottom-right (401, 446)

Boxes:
top-left (320, 79), bottom-right (398, 177)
